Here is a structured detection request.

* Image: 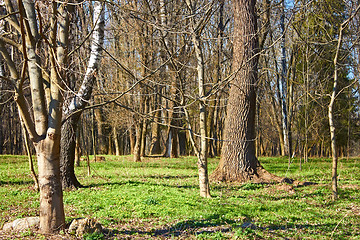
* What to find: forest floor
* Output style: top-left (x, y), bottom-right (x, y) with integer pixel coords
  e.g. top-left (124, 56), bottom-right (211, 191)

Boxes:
top-left (0, 155), bottom-right (359, 239)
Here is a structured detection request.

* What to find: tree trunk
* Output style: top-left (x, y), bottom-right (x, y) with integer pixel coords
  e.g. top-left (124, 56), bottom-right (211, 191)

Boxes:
top-left (74, 127), bottom-right (81, 167)
top-left (211, 0), bottom-right (284, 183)
top-left (133, 122), bottom-right (142, 162)
top-left (94, 108), bottom-right (108, 154)
top-left (114, 126), bottom-right (121, 156)
top-left (129, 125), bottom-right (135, 154)
top-left (185, 0), bottom-right (211, 198)
top-left (60, 114), bottom-right (83, 189)
top-left (36, 135), bottom-right (65, 232)
top-left (140, 97), bottom-right (149, 157)
top-left (150, 117), bottom-right (161, 155)
top-left (19, 114), bottom-right (39, 191)
top-left (60, 1), bottom-right (105, 188)
top-left (279, 0), bottom-right (289, 156)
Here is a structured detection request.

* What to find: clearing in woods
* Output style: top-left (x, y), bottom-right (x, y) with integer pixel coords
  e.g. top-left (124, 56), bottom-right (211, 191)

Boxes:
top-left (0, 155), bottom-right (359, 239)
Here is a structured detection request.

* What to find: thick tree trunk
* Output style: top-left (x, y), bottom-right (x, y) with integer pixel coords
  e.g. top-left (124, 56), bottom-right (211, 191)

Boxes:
top-left (211, 0), bottom-right (284, 183)
top-left (60, 114), bottom-right (83, 189)
top-left (36, 135), bottom-right (65, 232)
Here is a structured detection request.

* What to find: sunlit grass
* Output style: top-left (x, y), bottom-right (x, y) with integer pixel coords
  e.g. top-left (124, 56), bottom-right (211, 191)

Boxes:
top-left (0, 155), bottom-right (359, 239)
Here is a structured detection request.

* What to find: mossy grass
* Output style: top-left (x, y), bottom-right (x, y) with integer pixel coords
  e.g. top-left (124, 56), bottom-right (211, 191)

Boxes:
top-left (0, 155), bottom-right (359, 239)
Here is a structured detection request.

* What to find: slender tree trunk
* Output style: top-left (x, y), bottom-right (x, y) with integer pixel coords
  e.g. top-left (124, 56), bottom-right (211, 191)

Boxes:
top-left (150, 94), bottom-right (162, 155)
top-left (185, 0), bottom-right (211, 198)
top-left (140, 97), bottom-right (149, 157)
top-left (94, 109), bottom-right (108, 154)
top-left (20, 114), bottom-right (39, 191)
top-left (74, 127), bottom-right (81, 167)
top-left (114, 126), bottom-right (121, 156)
top-left (279, 0), bottom-right (290, 157)
top-left (129, 125), bottom-right (135, 154)
top-left (133, 122), bottom-right (142, 162)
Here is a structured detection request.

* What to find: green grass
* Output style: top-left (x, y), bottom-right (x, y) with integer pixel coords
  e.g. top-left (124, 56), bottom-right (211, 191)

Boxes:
top-left (0, 155), bottom-right (359, 239)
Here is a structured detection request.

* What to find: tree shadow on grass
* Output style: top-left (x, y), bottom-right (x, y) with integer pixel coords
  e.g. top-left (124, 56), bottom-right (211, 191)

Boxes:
top-left (0, 180), bottom-right (34, 186)
top-left (86, 180), bottom-right (199, 190)
top-left (105, 220), bottom-right (358, 239)
top-left (108, 213), bottom-right (252, 239)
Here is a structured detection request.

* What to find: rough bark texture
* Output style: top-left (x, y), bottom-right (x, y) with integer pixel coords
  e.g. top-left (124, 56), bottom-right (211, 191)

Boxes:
top-left (60, 114), bottom-right (83, 189)
top-left (36, 134), bottom-right (65, 233)
top-left (211, 0), bottom-right (283, 183)
top-left (60, 1), bottom-right (104, 189)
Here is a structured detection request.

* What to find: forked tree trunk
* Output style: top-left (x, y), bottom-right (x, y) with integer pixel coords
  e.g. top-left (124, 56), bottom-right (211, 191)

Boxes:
top-left (60, 1), bottom-right (104, 189)
top-left (211, 0), bottom-right (284, 183)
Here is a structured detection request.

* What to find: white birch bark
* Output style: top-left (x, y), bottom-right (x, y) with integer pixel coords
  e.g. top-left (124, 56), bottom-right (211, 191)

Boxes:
top-left (279, 1), bottom-right (289, 156)
top-left (65, 1), bottom-right (105, 115)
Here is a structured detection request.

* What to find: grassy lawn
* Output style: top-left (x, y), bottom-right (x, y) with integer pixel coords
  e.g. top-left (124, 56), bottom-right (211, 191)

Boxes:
top-left (0, 155), bottom-right (359, 239)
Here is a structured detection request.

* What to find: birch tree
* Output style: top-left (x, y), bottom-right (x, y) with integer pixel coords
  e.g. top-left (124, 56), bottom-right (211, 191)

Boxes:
top-left (60, 1), bottom-right (105, 189)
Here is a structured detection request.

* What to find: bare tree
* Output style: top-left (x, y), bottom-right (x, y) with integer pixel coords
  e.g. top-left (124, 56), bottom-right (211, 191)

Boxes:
top-left (60, 1), bottom-right (105, 189)
top-left (0, 1), bottom-right (74, 232)
top-left (211, 0), bottom-right (286, 183)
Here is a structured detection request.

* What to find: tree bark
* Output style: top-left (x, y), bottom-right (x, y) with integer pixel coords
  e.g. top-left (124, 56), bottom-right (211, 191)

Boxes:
top-left (60, 114), bottom-right (83, 189)
top-left (113, 126), bottom-right (121, 156)
top-left (185, 0), bottom-right (211, 198)
top-left (60, 1), bottom-right (104, 189)
top-left (133, 122), bottom-right (142, 162)
top-left (211, 0), bottom-right (283, 183)
top-left (36, 135), bottom-right (65, 233)
top-left (149, 108), bottom-right (161, 155)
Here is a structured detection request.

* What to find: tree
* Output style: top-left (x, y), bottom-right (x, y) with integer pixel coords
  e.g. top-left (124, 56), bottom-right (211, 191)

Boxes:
top-left (184, 0), bottom-right (213, 198)
top-left (211, 0), bottom-right (284, 182)
top-left (0, 0), bottom-right (74, 232)
top-left (60, 1), bottom-right (105, 189)
top-left (329, 3), bottom-right (360, 200)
